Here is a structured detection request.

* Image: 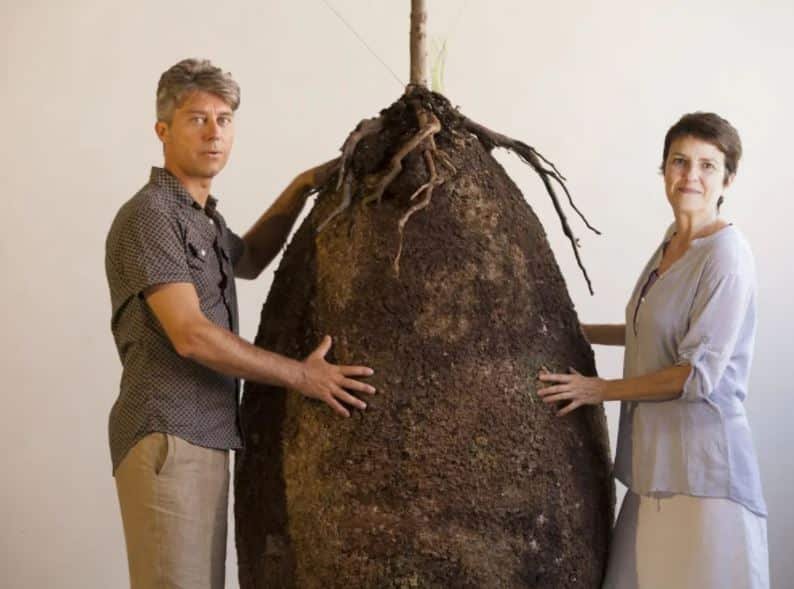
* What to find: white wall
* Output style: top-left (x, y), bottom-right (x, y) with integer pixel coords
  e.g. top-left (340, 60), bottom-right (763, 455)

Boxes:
top-left (3, 1), bottom-right (792, 587)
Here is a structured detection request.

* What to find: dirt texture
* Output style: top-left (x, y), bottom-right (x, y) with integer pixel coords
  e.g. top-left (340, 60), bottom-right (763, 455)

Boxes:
top-left (235, 90), bottom-right (614, 589)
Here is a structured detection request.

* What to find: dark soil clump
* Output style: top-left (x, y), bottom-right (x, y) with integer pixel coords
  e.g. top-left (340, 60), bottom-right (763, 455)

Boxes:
top-left (235, 89), bottom-right (614, 588)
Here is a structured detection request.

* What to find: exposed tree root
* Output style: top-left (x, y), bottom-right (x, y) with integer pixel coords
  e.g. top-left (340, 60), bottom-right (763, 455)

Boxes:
top-left (461, 117), bottom-right (599, 295)
top-left (393, 120), bottom-right (443, 275)
top-left (435, 149), bottom-right (457, 175)
top-left (315, 173), bottom-right (353, 234)
top-left (316, 104), bottom-right (447, 276)
top-left (336, 116), bottom-right (385, 192)
top-left (317, 116), bottom-right (384, 233)
top-left (361, 110), bottom-right (442, 207)
top-left (315, 93), bottom-right (598, 293)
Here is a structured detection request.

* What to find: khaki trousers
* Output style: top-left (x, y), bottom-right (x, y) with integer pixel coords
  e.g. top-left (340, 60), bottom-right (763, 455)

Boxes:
top-left (115, 433), bottom-right (230, 589)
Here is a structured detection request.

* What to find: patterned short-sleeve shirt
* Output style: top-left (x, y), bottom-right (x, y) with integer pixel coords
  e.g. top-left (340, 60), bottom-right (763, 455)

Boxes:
top-left (105, 167), bottom-right (245, 473)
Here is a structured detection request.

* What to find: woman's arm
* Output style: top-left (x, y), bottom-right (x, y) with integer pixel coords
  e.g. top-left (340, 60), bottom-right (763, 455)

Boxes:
top-left (581, 323), bottom-right (625, 346)
top-left (536, 364), bottom-right (691, 416)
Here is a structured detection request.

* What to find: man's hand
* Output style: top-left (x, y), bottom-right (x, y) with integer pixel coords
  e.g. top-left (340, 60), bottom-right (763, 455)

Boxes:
top-left (536, 367), bottom-right (607, 417)
top-left (236, 157), bottom-right (343, 280)
top-left (296, 157), bottom-right (341, 190)
top-left (296, 335), bottom-right (376, 418)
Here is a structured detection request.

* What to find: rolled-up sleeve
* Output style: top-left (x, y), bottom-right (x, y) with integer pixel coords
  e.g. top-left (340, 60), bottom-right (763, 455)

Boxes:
top-left (676, 269), bottom-right (752, 402)
top-left (117, 204), bottom-right (191, 297)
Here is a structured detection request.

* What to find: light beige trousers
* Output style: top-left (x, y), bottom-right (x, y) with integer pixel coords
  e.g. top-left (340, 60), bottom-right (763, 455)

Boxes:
top-left (114, 433), bottom-right (230, 589)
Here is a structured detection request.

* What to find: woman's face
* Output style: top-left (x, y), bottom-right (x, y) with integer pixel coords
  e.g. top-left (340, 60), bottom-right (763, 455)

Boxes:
top-left (663, 135), bottom-right (732, 216)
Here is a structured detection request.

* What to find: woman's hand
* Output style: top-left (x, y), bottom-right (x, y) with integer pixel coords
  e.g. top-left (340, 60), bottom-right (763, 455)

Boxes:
top-left (536, 367), bottom-right (607, 416)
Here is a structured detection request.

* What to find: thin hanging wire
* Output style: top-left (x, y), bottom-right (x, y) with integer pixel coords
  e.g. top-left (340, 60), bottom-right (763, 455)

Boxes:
top-left (318, 0), bottom-right (405, 88)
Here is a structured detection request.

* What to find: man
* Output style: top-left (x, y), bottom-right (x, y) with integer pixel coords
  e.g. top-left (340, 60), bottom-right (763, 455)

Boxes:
top-left (105, 58), bottom-right (376, 589)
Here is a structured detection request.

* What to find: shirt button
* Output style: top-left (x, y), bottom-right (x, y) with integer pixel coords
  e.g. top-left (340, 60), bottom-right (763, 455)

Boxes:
top-left (209, 218), bottom-right (214, 225)
top-left (200, 249), bottom-right (206, 257)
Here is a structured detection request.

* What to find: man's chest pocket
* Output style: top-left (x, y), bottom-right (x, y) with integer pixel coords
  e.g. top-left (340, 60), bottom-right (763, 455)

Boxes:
top-left (185, 233), bottom-right (218, 292)
top-left (186, 240), bottom-right (210, 269)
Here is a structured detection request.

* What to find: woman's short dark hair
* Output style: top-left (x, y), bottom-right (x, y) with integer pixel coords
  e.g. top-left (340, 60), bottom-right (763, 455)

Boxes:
top-left (661, 112), bottom-right (742, 187)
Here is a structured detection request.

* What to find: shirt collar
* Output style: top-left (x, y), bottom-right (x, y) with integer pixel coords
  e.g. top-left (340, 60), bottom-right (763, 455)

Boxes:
top-left (149, 167), bottom-right (219, 212)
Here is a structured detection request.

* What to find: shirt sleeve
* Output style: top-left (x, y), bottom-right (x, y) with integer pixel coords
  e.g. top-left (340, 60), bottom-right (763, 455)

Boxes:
top-left (675, 267), bottom-right (753, 402)
top-left (118, 204), bottom-right (192, 297)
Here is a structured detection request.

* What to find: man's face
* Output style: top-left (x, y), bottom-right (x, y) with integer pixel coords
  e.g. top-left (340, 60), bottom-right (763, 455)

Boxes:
top-left (156, 90), bottom-right (235, 180)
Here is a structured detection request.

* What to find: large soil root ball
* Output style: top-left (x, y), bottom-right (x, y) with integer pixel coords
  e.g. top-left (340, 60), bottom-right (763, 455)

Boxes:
top-left (235, 91), bottom-right (613, 589)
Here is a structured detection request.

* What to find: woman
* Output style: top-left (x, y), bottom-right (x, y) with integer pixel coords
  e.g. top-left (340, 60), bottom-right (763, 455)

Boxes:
top-left (538, 112), bottom-right (769, 588)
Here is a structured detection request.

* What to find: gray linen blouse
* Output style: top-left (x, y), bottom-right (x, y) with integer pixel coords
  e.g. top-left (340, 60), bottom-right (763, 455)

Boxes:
top-left (613, 224), bottom-right (767, 516)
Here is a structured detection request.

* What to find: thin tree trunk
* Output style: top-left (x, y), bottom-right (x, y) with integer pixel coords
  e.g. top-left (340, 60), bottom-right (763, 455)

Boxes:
top-left (410, 0), bottom-right (428, 88)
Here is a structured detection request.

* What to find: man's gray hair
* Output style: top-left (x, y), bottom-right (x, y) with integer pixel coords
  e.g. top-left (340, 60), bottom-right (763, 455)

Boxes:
top-left (156, 58), bottom-right (241, 123)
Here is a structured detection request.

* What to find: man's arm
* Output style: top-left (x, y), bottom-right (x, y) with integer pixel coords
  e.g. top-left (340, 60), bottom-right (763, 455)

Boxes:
top-left (144, 281), bottom-right (374, 417)
top-left (581, 323), bottom-right (625, 346)
top-left (234, 158), bottom-right (339, 280)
